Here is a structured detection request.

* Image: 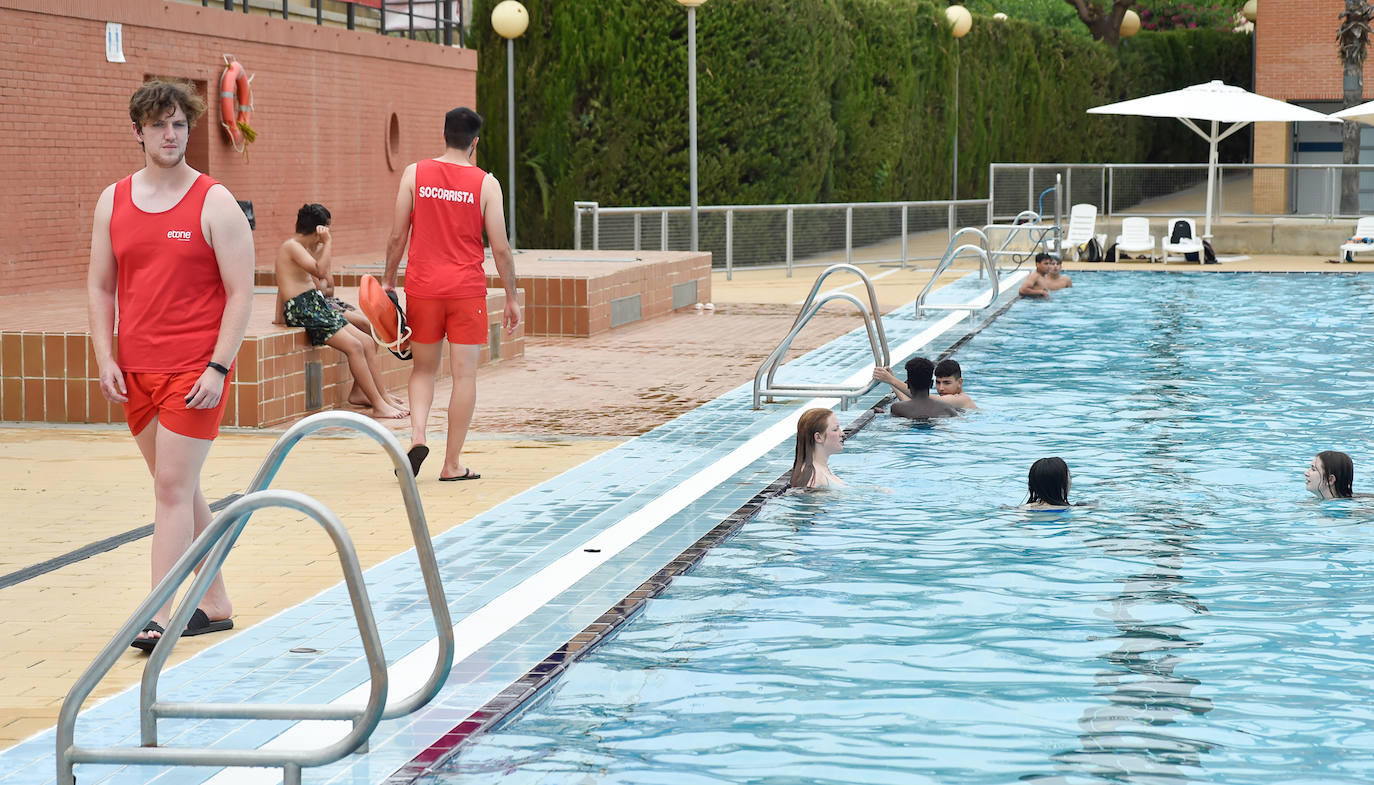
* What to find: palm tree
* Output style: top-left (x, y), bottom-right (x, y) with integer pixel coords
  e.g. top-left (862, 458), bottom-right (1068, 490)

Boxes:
top-left (1063, 0), bottom-right (1136, 45)
top-left (1338, 0), bottom-right (1373, 214)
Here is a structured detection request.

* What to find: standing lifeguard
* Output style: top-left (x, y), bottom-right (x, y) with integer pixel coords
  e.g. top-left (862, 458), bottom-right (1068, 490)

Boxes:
top-left (383, 107), bottom-right (520, 481)
top-left (87, 80), bottom-right (253, 650)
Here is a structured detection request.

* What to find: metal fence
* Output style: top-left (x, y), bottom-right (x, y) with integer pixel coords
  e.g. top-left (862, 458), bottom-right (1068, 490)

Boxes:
top-left (990, 162), bottom-right (1374, 225)
top-left (176, 0), bottom-right (465, 46)
top-left (572, 199), bottom-right (993, 278)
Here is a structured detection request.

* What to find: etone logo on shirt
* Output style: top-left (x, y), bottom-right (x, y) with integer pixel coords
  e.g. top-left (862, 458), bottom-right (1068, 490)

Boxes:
top-left (166, 229), bottom-right (193, 241)
top-left (417, 185), bottom-right (476, 204)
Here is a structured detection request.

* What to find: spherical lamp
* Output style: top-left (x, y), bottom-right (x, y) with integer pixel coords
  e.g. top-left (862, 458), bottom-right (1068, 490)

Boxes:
top-left (491, 0), bottom-right (529, 39)
top-left (993, 12), bottom-right (1008, 21)
top-left (1119, 9), bottom-right (1141, 38)
top-left (946, 5), bottom-right (972, 38)
top-left (1242, 0), bottom-right (1257, 23)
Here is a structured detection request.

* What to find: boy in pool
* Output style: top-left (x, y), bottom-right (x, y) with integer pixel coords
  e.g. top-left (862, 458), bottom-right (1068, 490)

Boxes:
top-left (889, 357), bottom-right (959, 419)
top-left (934, 358), bottom-right (977, 409)
top-left (1018, 253), bottom-right (1054, 298)
top-left (276, 203), bottom-right (407, 420)
top-left (1044, 257), bottom-right (1072, 290)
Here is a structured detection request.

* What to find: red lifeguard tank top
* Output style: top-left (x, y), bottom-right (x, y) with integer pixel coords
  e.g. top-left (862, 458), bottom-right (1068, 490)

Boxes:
top-left (109, 173), bottom-right (226, 372)
top-left (405, 159), bottom-right (489, 299)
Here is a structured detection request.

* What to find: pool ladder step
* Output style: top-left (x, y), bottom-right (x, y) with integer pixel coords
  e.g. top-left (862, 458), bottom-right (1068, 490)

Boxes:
top-left (56, 412), bottom-right (456, 785)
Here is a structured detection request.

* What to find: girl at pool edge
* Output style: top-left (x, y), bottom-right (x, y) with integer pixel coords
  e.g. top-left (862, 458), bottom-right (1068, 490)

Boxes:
top-left (790, 408), bottom-right (846, 489)
top-left (1306, 451), bottom-right (1354, 499)
top-left (1022, 457), bottom-right (1074, 510)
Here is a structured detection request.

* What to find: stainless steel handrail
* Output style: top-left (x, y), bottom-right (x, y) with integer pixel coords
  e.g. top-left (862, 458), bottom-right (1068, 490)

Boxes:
top-left (752, 263), bottom-right (890, 410)
top-left (913, 228), bottom-right (1002, 318)
top-left (57, 411), bottom-right (455, 785)
top-left (984, 219), bottom-right (1060, 268)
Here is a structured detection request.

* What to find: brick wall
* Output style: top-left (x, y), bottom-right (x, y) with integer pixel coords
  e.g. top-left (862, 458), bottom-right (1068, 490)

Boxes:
top-left (0, 0), bottom-right (476, 294)
top-left (1256, 0), bottom-right (1373, 103)
top-left (1251, 0), bottom-right (1373, 207)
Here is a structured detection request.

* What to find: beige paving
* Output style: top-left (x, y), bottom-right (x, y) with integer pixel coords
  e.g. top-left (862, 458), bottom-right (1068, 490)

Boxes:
top-left (4, 253), bottom-right (1369, 751)
top-left (0, 428), bottom-right (621, 746)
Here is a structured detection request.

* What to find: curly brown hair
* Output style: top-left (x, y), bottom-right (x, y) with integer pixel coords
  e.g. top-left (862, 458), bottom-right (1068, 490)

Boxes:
top-left (128, 80), bottom-right (206, 128)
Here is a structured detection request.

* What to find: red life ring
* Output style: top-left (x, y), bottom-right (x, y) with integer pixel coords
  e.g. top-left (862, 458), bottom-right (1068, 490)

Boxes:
top-left (219, 60), bottom-right (253, 148)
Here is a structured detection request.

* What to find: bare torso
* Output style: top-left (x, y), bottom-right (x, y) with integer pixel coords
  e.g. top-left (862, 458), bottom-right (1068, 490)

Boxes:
top-left (274, 238), bottom-right (323, 323)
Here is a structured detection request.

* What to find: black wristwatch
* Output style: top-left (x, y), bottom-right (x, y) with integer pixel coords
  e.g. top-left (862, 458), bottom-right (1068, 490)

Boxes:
top-left (207, 361), bottom-right (230, 375)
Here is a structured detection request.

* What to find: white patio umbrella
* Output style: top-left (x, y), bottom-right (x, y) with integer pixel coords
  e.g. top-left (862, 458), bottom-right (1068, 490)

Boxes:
top-left (1088, 80), bottom-right (1337, 238)
top-left (1330, 98), bottom-right (1374, 124)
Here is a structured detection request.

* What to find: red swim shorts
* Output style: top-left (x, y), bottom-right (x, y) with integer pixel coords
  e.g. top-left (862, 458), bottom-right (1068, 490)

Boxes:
top-left (406, 294), bottom-right (488, 345)
top-left (123, 369), bottom-right (232, 440)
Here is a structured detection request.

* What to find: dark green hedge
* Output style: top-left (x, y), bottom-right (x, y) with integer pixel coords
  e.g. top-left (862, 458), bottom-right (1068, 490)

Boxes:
top-left (472, 0), bottom-right (1252, 249)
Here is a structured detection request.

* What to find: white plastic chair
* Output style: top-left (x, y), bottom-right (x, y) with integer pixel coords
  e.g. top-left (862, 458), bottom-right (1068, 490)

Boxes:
top-left (1340, 216), bottom-right (1374, 262)
top-left (1113, 217), bottom-right (1156, 262)
top-left (1059, 204), bottom-right (1098, 261)
top-left (1162, 218), bottom-right (1204, 263)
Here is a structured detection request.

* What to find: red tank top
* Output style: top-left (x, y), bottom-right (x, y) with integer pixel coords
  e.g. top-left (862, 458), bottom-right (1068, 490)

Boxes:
top-left (405, 159), bottom-right (489, 298)
top-left (109, 173), bottom-right (226, 372)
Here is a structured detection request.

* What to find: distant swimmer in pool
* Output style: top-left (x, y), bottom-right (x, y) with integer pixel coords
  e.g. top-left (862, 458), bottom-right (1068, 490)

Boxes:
top-left (1021, 457), bottom-right (1074, 510)
top-left (888, 357), bottom-right (959, 419)
top-left (1044, 257), bottom-right (1072, 291)
top-left (790, 408), bottom-right (846, 489)
top-left (1018, 253), bottom-right (1054, 299)
top-left (873, 357), bottom-right (976, 410)
top-left (1306, 451), bottom-right (1354, 499)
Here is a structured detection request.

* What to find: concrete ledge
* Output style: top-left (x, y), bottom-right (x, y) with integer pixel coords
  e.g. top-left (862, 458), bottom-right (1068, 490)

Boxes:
top-left (1099, 218), bottom-right (1356, 256)
top-left (0, 288), bottom-right (524, 428)
top-left (257, 249), bottom-right (714, 338)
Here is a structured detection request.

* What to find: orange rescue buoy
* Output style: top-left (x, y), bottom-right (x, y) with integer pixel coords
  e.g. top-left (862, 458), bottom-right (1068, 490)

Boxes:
top-left (359, 275), bottom-right (413, 361)
top-left (219, 59), bottom-right (254, 149)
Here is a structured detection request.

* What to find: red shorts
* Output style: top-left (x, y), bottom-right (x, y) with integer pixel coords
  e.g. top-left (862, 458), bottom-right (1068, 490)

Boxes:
top-left (123, 369), bottom-right (232, 440)
top-left (406, 294), bottom-right (488, 345)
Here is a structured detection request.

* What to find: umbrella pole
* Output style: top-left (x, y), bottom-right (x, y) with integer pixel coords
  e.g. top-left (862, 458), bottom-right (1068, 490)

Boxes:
top-left (1204, 121), bottom-right (1218, 239)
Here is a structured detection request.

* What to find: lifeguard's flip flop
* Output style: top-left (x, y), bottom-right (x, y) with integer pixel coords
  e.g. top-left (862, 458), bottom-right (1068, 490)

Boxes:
top-left (439, 468), bottom-right (481, 482)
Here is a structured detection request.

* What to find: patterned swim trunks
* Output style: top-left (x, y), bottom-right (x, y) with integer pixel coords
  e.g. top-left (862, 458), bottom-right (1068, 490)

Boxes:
top-left (284, 289), bottom-right (348, 346)
top-left (324, 295), bottom-right (356, 313)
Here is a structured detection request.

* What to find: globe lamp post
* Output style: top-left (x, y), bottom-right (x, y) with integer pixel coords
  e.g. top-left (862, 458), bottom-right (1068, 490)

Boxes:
top-left (1119, 9), bottom-right (1141, 38)
top-left (677, 0), bottom-right (707, 252)
top-left (946, 5), bottom-right (972, 201)
top-left (492, 1), bottom-right (528, 250)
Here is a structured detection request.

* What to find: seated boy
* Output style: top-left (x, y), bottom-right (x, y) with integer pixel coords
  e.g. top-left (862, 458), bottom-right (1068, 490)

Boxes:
top-left (276, 203), bottom-right (407, 419)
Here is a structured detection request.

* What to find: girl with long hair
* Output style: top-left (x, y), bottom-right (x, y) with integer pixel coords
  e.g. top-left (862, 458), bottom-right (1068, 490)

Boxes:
top-left (789, 408), bottom-right (845, 489)
top-left (1306, 451), bottom-right (1354, 499)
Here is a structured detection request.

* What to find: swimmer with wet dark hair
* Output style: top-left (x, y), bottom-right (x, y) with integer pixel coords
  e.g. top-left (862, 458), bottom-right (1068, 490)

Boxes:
top-left (933, 358), bottom-right (977, 409)
top-left (1022, 457), bottom-right (1073, 510)
top-left (1306, 451), bottom-right (1354, 499)
top-left (1019, 253), bottom-right (1053, 298)
top-left (889, 357), bottom-right (958, 419)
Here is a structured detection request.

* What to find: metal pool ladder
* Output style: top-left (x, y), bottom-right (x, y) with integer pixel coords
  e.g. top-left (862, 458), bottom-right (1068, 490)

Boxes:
top-left (753, 263), bottom-right (890, 410)
top-left (914, 226), bottom-right (1002, 318)
top-left (56, 411), bottom-right (455, 785)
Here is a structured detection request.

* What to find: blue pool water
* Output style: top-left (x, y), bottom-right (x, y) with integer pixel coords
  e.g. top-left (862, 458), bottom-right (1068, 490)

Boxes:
top-left (434, 272), bottom-right (1374, 784)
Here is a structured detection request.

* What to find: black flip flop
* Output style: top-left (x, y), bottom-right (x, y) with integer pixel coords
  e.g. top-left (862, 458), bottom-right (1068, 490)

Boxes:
top-left (439, 468), bottom-right (481, 482)
top-left (396, 445), bottom-right (430, 478)
top-left (183, 608), bottom-right (233, 638)
top-left (130, 621), bottom-right (165, 652)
